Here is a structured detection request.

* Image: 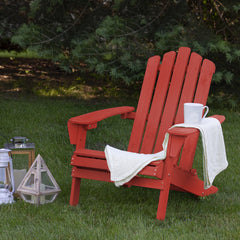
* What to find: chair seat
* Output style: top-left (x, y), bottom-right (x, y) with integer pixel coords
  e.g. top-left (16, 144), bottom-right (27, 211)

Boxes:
top-left (71, 148), bottom-right (164, 178)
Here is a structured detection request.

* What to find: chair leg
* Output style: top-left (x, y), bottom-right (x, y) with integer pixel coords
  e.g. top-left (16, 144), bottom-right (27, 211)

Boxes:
top-left (70, 177), bottom-right (81, 206)
top-left (156, 167), bottom-right (173, 220)
top-left (156, 154), bottom-right (175, 220)
top-left (156, 183), bottom-right (171, 220)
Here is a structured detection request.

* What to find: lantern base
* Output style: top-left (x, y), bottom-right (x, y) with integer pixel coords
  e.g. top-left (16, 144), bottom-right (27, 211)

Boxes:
top-left (0, 189), bottom-right (14, 204)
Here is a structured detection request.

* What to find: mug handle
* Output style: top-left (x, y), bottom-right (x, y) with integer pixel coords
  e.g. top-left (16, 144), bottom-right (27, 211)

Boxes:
top-left (203, 106), bottom-right (209, 118)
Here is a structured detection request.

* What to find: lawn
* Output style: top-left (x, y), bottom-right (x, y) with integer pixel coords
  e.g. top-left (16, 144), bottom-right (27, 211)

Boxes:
top-left (0, 56), bottom-right (239, 240)
top-left (0, 94), bottom-right (239, 240)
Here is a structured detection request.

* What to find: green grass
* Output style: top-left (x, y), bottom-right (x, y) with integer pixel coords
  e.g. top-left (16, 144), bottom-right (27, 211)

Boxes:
top-left (0, 50), bottom-right (42, 59)
top-left (0, 95), bottom-right (239, 240)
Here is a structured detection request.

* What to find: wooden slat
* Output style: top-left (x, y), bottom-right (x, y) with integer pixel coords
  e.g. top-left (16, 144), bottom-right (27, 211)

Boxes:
top-left (174, 52), bottom-right (203, 124)
top-left (128, 56), bottom-right (161, 153)
top-left (74, 149), bottom-right (105, 159)
top-left (72, 167), bottom-right (111, 182)
top-left (128, 176), bottom-right (164, 190)
top-left (140, 51), bottom-right (176, 153)
top-left (138, 161), bottom-right (164, 178)
top-left (154, 47), bottom-right (191, 152)
top-left (194, 59), bottom-right (215, 105)
top-left (71, 156), bottom-right (109, 170)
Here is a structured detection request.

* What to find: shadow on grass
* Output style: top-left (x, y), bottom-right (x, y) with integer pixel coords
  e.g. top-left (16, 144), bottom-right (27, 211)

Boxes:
top-left (0, 57), bottom-right (140, 101)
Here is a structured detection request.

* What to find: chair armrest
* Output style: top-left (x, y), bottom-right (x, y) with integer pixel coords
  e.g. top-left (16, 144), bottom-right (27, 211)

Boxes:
top-left (69, 106), bottom-right (135, 126)
top-left (166, 115), bottom-right (225, 161)
top-left (167, 115), bottom-right (225, 137)
top-left (167, 127), bottom-right (198, 136)
top-left (210, 114), bottom-right (225, 123)
top-left (68, 106), bottom-right (135, 146)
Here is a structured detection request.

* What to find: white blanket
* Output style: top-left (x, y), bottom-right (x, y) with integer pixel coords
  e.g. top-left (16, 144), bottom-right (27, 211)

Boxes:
top-left (105, 133), bottom-right (169, 187)
top-left (174, 117), bottom-right (228, 189)
top-left (105, 117), bottom-right (228, 189)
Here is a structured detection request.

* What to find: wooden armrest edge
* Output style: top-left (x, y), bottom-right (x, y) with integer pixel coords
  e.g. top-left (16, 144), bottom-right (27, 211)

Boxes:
top-left (69, 106), bottom-right (135, 125)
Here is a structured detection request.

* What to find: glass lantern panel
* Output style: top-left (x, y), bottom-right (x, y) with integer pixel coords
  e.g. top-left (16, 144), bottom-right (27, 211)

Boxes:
top-left (41, 171), bottom-right (55, 190)
top-left (45, 193), bottom-right (56, 202)
top-left (21, 194), bottom-right (41, 204)
top-left (21, 193), bottom-right (32, 202)
top-left (12, 154), bottom-right (28, 170)
top-left (5, 167), bottom-right (13, 190)
top-left (25, 173), bottom-right (35, 188)
top-left (0, 168), bottom-right (6, 187)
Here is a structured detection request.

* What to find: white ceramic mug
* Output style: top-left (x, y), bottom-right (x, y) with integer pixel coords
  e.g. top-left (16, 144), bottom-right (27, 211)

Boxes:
top-left (184, 103), bottom-right (209, 124)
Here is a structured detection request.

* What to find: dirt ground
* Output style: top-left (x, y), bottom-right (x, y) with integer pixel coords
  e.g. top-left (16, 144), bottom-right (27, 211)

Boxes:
top-left (0, 57), bottom-right (130, 99)
top-left (0, 58), bottom-right (68, 92)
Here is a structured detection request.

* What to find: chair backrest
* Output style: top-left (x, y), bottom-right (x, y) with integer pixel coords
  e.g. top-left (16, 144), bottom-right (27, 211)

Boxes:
top-left (128, 47), bottom-right (215, 154)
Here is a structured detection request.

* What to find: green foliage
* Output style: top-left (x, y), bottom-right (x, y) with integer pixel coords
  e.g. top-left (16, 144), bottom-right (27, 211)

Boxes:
top-left (12, 23), bottom-right (41, 49)
top-left (1, 0), bottom-right (240, 105)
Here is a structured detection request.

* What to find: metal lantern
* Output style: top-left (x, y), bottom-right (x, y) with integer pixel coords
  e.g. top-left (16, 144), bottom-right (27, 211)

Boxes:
top-left (0, 149), bottom-right (15, 204)
top-left (4, 136), bottom-right (35, 192)
top-left (10, 136), bottom-right (28, 148)
top-left (17, 154), bottom-right (61, 205)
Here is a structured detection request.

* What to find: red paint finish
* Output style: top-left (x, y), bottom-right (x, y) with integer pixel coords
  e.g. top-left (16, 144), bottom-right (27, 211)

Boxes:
top-left (67, 47), bottom-right (224, 220)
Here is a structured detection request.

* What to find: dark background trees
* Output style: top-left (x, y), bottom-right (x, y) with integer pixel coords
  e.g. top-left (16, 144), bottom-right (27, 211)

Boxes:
top-left (0, 0), bottom-right (240, 107)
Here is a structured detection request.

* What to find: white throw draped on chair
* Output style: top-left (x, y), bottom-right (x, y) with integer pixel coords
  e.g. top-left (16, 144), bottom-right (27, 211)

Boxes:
top-left (105, 117), bottom-right (228, 189)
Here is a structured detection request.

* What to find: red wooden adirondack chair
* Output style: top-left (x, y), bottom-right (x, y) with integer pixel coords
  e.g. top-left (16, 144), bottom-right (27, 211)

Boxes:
top-left (68, 47), bottom-right (225, 220)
